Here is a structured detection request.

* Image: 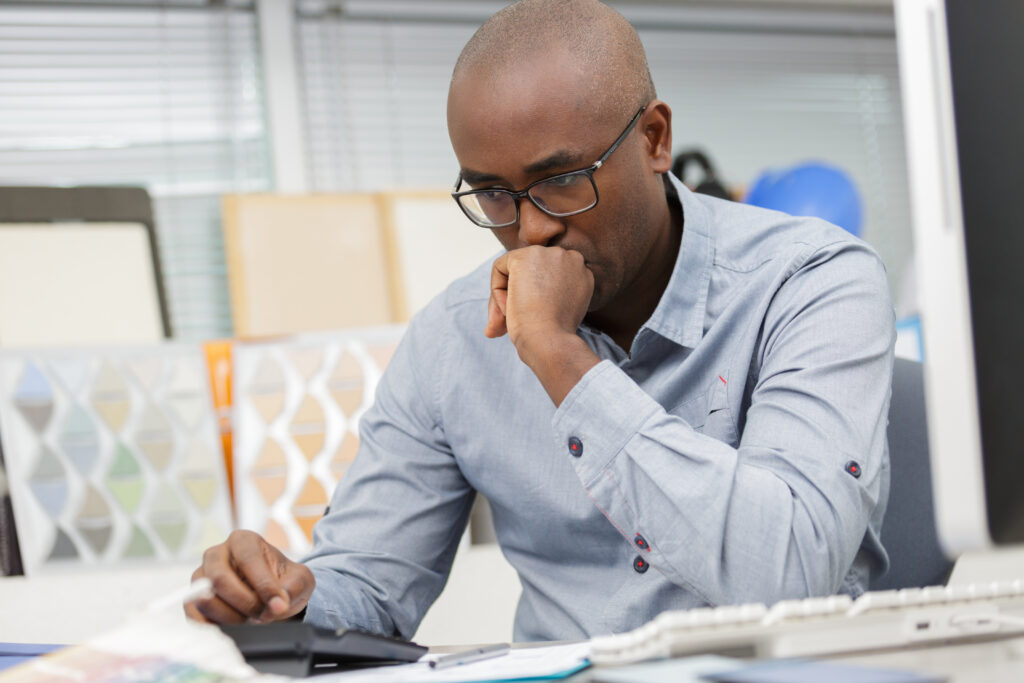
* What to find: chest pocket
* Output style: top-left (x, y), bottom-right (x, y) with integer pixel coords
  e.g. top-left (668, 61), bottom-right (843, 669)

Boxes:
top-left (671, 377), bottom-right (738, 447)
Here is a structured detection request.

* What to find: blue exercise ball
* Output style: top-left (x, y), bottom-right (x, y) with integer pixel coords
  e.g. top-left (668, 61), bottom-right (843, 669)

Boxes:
top-left (745, 161), bottom-right (863, 238)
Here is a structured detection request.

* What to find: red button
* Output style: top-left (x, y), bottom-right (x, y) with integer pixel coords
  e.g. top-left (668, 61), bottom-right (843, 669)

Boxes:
top-left (845, 460), bottom-right (862, 478)
top-left (568, 436), bottom-right (583, 457)
top-left (633, 556), bottom-right (649, 574)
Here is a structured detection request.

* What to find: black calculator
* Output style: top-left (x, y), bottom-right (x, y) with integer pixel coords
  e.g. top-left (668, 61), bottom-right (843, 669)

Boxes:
top-left (219, 622), bottom-right (428, 677)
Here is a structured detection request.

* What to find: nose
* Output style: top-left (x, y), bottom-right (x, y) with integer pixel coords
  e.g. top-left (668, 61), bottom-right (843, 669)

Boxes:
top-left (517, 197), bottom-right (565, 247)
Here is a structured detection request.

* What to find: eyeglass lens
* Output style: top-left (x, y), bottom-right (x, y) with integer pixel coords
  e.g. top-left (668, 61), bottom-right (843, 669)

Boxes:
top-left (530, 173), bottom-right (595, 214)
top-left (458, 172), bottom-right (597, 227)
top-left (460, 191), bottom-right (517, 227)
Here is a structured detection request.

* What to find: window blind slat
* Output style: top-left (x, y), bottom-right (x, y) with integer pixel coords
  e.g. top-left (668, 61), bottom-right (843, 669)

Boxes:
top-left (0, 3), bottom-right (270, 340)
top-left (296, 6), bottom-right (911, 293)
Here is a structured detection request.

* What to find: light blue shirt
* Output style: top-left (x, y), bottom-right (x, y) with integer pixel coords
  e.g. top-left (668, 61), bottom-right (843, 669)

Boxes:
top-left (303, 174), bottom-right (895, 642)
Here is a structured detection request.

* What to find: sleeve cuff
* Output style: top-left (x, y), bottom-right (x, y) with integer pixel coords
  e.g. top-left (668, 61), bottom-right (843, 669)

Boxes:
top-left (302, 566), bottom-right (391, 635)
top-left (551, 360), bottom-right (663, 485)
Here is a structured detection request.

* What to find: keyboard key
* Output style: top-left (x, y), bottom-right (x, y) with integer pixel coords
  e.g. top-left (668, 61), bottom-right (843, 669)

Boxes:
top-left (762, 595), bottom-right (851, 625)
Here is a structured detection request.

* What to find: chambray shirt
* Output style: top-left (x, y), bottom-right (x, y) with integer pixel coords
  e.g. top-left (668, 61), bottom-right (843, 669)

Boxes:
top-left (303, 175), bottom-right (895, 642)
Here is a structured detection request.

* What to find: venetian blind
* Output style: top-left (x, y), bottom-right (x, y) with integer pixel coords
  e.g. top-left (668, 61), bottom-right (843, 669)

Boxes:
top-left (0, 1), bottom-right (271, 340)
top-left (295, 1), bottom-right (911, 290)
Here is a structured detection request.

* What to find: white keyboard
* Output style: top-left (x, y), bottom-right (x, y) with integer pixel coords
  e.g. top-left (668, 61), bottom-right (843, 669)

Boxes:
top-left (590, 580), bottom-right (1024, 666)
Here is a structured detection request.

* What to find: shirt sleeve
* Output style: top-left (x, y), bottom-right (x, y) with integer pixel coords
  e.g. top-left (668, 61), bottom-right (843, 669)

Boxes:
top-left (552, 241), bottom-right (895, 607)
top-left (301, 310), bottom-right (474, 638)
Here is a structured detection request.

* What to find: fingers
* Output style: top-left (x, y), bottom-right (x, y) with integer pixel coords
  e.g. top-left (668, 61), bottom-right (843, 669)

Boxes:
top-left (186, 530), bottom-right (308, 625)
top-left (186, 565), bottom-right (250, 624)
top-left (190, 592), bottom-right (251, 624)
top-left (184, 567), bottom-right (211, 623)
top-left (486, 246), bottom-right (593, 347)
top-left (486, 254), bottom-right (510, 338)
top-left (485, 291), bottom-right (508, 338)
top-left (260, 562), bottom-right (315, 621)
top-left (233, 533), bottom-right (291, 616)
top-left (192, 540), bottom-right (265, 622)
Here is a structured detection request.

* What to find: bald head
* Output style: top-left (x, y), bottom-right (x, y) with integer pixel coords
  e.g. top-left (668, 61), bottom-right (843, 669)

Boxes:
top-left (452, 0), bottom-right (655, 124)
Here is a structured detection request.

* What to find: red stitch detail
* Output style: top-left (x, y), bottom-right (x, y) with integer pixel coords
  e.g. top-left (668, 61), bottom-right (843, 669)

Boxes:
top-left (718, 375), bottom-right (727, 385)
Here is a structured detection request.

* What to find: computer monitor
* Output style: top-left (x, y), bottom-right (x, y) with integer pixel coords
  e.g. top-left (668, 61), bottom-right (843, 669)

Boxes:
top-left (895, 0), bottom-right (1024, 558)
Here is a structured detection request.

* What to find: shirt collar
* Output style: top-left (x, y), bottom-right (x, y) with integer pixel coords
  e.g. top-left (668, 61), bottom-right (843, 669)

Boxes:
top-left (642, 172), bottom-right (715, 349)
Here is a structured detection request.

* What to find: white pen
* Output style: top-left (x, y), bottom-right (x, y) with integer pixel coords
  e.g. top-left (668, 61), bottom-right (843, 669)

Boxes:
top-left (146, 577), bottom-right (214, 613)
top-left (429, 643), bottom-right (511, 670)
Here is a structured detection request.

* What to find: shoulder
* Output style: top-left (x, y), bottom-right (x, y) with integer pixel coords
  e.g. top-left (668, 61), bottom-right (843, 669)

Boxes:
top-left (694, 193), bottom-right (885, 282)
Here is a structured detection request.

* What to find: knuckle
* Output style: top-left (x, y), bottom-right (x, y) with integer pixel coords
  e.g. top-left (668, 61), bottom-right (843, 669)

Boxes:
top-left (284, 566), bottom-right (314, 597)
top-left (190, 597), bottom-right (212, 615)
top-left (208, 573), bottom-right (231, 596)
top-left (228, 529), bottom-right (252, 544)
top-left (198, 602), bottom-right (236, 625)
top-left (202, 543), bottom-right (224, 565)
top-left (252, 577), bottom-right (280, 598)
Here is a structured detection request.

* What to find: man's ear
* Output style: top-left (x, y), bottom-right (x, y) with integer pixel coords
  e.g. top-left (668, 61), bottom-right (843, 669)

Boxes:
top-left (641, 100), bottom-right (673, 174)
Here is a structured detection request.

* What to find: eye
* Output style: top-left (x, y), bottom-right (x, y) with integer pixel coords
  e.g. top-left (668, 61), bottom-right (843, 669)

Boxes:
top-left (546, 173), bottom-right (585, 188)
top-left (477, 190), bottom-right (509, 204)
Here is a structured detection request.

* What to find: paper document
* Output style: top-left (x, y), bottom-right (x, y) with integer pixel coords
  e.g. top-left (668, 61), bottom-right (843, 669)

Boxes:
top-left (591, 655), bottom-right (743, 683)
top-left (0, 611), bottom-right (260, 682)
top-left (317, 641), bottom-right (591, 682)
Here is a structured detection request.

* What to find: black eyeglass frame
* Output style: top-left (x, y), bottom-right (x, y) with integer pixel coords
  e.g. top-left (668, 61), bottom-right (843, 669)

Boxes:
top-left (451, 105), bottom-right (648, 229)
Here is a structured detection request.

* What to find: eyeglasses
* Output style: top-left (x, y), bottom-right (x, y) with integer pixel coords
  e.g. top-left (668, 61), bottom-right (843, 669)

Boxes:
top-left (452, 105), bottom-right (647, 229)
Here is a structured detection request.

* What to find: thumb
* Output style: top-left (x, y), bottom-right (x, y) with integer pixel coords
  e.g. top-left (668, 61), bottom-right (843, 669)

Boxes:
top-left (485, 292), bottom-right (508, 338)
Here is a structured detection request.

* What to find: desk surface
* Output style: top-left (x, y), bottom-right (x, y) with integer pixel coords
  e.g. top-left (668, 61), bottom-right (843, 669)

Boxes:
top-left (5, 552), bottom-right (1024, 681)
top-left (828, 635), bottom-right (1024, 683)
top-left (3, 627), bottom-right (1024, 681)
top-left (0, 544), bottom-right (520, 647)
top-left (0, 563), bottom-right (193, 645)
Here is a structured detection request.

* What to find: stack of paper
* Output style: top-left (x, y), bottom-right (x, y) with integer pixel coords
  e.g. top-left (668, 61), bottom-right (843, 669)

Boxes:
top-left (0, 611), bottom-right (260, 682)
top-left (317, 642), bottom-right (591, 683)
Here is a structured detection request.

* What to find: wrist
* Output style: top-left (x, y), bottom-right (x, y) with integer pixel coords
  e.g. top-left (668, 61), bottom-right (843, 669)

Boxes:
top-left (514, 329), bottom-right (599, 407)
top-left (513, 326), bottom-right (577, 366)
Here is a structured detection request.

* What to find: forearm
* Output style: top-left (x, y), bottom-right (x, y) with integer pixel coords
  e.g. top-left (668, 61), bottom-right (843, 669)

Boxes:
top-left (515, 330), bottom-right (601, 407)
top-left (304, 565), bottom-right (403, 635)
top-left (554, 357), bottom-right (890, 607)
top-left (300, 310), bottom-right (473, 638)
top-left (487, 246), bottom-right (599, 407)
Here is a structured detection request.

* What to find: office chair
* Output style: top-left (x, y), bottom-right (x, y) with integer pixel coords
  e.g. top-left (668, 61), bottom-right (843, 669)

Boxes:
top-left (871, 357), bottom-right (955, 591)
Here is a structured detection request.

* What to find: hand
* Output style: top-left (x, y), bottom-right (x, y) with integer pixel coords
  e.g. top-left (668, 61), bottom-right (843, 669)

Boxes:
top-left (185, 530), bottom-right (315, 625)
top-left (485, 246), bottom-right (594, 352)
top-left (486, 246), bottom-right (600, 405)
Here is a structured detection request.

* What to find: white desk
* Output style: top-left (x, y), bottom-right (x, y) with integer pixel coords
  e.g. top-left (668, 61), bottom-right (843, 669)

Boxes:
top-left (0, 544), bottom-right (521, 647)
top-left (830, 635), bottom-right (1024, 683)
top-left (0, 563), bottom-right (194, 644)
top-left (9, 550), bottom-right (1023, 682)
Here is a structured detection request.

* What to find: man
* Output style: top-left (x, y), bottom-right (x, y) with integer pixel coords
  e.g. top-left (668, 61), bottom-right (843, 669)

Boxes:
top-left (189, 0), bottom-right (894, 642)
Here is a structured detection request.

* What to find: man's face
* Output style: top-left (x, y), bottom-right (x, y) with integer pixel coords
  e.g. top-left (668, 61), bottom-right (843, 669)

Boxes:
top-left (447, 53), bottom-right (663, 314)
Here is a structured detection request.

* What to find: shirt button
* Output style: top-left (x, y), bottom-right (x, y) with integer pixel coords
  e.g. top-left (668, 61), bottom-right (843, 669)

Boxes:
top-left (845, 460), bottom-right (862, 478)
top-left (633, 556), bottom-right (649, 574)
top-left (568, 436), bottom-right (583, 457)
top-left (634, 534), bottom-right (649, 551)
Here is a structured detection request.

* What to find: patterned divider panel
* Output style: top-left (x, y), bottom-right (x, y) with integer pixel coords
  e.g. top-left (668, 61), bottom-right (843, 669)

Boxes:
top-left (231, 325), bottom-right (406, 556)
top-left (0, 344), bottom-right (232, 574)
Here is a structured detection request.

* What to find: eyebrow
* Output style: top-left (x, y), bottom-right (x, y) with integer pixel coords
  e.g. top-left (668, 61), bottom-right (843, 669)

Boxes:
top-left (459, 169), bottom-right (506, 186)
top-left (460, 149), bottom-right (588, 188)
top-left (523, 150), bottom-right (586, 176)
